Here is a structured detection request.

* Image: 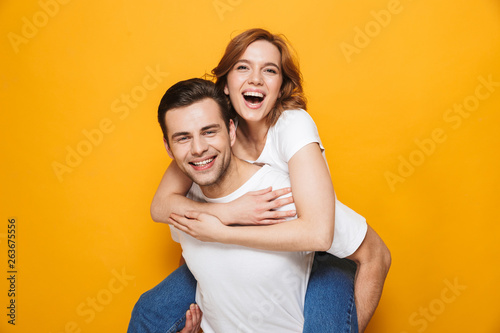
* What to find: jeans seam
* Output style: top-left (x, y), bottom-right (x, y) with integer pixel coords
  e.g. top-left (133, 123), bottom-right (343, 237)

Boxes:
top-left (165, 314), bottom-right (186, 333)
top-left (346, 271), bottom-right (358, 333)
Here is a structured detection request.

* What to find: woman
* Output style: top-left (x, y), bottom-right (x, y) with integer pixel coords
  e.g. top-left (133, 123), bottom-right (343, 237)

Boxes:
top-left (129, 28), bottom-right (389, 333)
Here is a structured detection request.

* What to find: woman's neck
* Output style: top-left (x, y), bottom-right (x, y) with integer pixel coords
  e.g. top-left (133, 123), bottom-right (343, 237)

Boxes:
top-left (233, 116), bottom-right (270, 161)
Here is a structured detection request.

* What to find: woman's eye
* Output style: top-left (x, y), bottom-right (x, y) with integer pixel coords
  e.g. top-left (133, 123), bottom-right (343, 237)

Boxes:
top-left (265, 68), bottom-right (278, 74)
top-left (236, 65), bottom-right (248, 70)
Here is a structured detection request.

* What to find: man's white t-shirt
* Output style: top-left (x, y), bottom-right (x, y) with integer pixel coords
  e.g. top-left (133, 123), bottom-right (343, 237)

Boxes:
top-left (170, 165), bottom-right (314, 333)
top-left (248, 109), bottom-right (367, 258)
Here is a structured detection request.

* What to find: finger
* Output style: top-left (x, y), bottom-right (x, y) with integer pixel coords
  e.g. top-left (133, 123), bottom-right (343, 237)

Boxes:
top-left (249, 186), bottom-right (273, 196)
top-left (170, 212), bottom-right (182, 219)
top-left (168, 216), bottom-right (182, 227)
top-left (172, 214), bottom-right (192, 224)
top-left (170, 218), bottom-right (189, 233)
top-left (183, 309), bottom-right (193, 331)
top-left (257, 218), bottom-right (289, 225)
top-left (265, 187), bottom-right (292, 201)
top-left (170, 213), bottom-right (189, 224)
top-left (268, 196), bottom-right (294, 209)
top-left (185, 210), bottom-right (201, 220)
top-left (262, 209), bottom-right (297, 220)
top-left (194, 305), bottom-right (202, 330)
top-left (189, 304), bottom-right (197, 327)
top-left (191, 304), bottom-right (201, 325)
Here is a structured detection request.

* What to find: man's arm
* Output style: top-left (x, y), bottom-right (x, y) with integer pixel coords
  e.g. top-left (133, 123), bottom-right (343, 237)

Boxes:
top-left (151, 161), bottom-right (215, 223)
top-left (346, 225), bottom-right (391, 333)
top-left (171, 143), bottom-right (336, 252)
top-left (151, 162), bottom-right (295, 225)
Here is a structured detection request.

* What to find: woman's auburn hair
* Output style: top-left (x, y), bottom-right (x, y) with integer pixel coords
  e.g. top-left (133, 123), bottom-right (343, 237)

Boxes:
top-left (211, 28), bottom-right (307, 126)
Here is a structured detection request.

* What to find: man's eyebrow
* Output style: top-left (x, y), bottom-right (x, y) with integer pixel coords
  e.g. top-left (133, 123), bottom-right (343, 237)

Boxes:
top-left (171, 131), bottom-right (190, 139)
top-left (235, 59), bottom-right (280, 69)
top-left (201, 124), bottom-right (221, 131)
top-left (170, 124), bottom-right (221, 139)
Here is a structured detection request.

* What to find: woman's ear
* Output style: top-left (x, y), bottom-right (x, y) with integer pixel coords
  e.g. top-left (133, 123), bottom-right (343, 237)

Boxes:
top-left (224, 83), bottom-right (229, 95)
top-left (164, 138), bottom-right (174, 159)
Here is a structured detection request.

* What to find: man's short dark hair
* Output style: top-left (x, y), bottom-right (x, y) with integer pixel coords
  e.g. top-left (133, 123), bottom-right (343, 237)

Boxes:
top-left (158, 78), bottom-right (232, 143)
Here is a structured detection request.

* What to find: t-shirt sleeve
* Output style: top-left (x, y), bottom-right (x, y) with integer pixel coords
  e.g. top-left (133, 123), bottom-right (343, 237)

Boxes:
top-left (326, 199), bottom-right (368, 258)
top-left (276, 110), bottom-right (324, 163)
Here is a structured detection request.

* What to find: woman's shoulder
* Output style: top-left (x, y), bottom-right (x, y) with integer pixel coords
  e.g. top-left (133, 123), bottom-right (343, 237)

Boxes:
top-left (272, 109), bottom-right (318, 134)
top-left (267, 109), bottom-right (323, 163)
top-left (278, 109), bottom-right (313, 122)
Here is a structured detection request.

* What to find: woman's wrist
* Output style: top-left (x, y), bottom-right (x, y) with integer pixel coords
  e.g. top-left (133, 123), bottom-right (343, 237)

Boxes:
top-left (209, 202), bottom-right (232, 226)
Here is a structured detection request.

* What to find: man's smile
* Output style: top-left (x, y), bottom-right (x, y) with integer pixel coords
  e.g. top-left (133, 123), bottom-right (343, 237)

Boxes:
top-left (189, 156), bottom-right (216, 170)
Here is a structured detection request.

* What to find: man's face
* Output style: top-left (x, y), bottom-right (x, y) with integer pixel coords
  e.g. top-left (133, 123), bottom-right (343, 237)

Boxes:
top-left (165, 98), bottom-right (235, 187)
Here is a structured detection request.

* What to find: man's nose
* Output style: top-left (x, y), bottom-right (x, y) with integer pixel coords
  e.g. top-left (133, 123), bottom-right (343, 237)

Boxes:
top-left (191, 136), bottom-right (208, 156)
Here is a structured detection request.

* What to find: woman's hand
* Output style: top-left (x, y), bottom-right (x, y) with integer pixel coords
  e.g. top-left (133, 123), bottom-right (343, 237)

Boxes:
top-left (170, 212), bottom-right (230, 243)
top-left (219, 187), bottom-right (296, 225)
top-left (178, 304), bottom-right (202, 333)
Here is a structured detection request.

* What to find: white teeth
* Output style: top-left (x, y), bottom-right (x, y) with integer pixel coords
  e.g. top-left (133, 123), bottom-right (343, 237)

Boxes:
top-left (192, 158), bottom-right (214, 166)
top-left (243, 91), bottom-right (264, 98)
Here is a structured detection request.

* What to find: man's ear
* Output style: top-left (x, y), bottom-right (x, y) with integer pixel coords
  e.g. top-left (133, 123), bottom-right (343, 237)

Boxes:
top-left (164, 138), bottom-right (174, 159)
top-left (229, 119), bottom-right (236, 147)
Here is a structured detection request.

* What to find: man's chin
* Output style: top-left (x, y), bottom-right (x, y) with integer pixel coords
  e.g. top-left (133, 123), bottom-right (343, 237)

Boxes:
top-left (187, 173), bottom-right (218, 187)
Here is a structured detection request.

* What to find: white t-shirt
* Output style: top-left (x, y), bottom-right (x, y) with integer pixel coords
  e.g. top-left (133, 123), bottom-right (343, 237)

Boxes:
top-left (170, 165), bottom-right (313, 333)
top-left (248, 109), bottom-right (367, 258)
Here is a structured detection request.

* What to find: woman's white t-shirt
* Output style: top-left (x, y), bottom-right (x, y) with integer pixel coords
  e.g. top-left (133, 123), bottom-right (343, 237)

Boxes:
top-left (247, 109), bottom-right (368, 258)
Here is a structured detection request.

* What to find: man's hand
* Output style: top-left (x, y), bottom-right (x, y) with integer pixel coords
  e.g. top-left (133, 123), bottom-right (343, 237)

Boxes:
top-left (170, 212), bottom-right (229, 243)
top-left (218, 187), bottom-right (295, 225)
top-left (178, 304), bottom-right (202, 333)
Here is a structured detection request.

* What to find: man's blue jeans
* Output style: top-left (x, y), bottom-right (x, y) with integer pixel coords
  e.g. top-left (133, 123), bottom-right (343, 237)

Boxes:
top-left (128, 252), bottom-right (358, 333)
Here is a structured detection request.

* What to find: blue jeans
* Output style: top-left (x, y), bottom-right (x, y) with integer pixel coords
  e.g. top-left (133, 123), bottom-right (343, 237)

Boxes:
top-left (128, 252), bottom-right (358, 333)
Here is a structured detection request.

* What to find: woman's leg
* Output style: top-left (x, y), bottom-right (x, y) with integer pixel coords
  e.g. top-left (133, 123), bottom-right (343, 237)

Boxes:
top-left (128, 264), bottom-right (197, 333)
top-left (303, 252), bottom-right (358, 333)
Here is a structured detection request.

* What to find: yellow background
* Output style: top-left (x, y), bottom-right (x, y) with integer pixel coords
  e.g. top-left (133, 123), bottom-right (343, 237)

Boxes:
top-left (1, 0), bottom-right (499, 332)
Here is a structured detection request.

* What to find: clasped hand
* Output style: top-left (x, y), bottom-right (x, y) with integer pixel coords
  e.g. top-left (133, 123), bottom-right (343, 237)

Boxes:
top-left (169, 187), bottom-right (295, 242)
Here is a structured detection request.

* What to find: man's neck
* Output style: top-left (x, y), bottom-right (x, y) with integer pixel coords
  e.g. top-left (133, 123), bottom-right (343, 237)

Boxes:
top-left (200, 155), bottom-right (261, 199)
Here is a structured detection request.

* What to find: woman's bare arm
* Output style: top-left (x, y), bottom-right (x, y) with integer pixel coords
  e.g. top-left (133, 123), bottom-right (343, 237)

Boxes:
top-left (151, 161), bottom-right (295, 225)
top-left (150, 161), bottom-right (218, 223)
top-left (171, 142), bottom-right (336, 251)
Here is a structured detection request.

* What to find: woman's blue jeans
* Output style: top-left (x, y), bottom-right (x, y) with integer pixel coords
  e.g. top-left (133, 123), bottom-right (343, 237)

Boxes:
top-left (127, 252), bottom-right (358, 333)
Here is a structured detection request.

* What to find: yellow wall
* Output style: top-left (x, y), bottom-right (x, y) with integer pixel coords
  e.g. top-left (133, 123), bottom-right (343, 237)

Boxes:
top-left (1, 0), bottom-right (499, 332)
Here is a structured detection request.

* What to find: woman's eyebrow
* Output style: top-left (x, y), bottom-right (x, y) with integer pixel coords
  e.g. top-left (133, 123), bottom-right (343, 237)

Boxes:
top-left (235, 59), bottom-right (280, 69)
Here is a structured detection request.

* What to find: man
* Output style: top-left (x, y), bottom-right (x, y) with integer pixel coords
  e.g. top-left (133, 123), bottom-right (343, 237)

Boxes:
top-left (129, 78), bottom-right (390, 332)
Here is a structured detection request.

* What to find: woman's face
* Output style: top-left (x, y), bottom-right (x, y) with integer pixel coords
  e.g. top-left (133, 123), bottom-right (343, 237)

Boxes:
top-left (224, 40), bottom-right (283, 124)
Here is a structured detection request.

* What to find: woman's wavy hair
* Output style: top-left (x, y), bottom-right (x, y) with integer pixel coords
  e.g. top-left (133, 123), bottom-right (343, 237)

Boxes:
top-left (211, 28), bottom-right (307, 126)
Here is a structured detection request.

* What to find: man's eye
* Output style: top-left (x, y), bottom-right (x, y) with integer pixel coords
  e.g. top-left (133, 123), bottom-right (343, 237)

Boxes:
top-left (177, 137), bottom-right (189, 142)
top-left (204, 131), bottom-right (216, 136)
